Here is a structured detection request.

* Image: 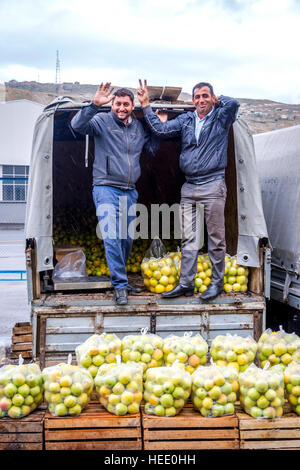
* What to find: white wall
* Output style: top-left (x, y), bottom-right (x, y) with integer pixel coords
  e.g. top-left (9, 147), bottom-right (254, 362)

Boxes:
top-left (0, 100), bottom-right (44, 166)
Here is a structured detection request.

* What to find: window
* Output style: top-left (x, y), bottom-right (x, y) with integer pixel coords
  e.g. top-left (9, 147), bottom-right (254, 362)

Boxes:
top-left (1, 165), bottom-right (29, 202)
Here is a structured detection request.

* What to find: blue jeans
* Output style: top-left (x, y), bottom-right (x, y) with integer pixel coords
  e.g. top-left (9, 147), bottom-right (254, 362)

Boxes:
top-left (92, 185), bottom-right (138, 288)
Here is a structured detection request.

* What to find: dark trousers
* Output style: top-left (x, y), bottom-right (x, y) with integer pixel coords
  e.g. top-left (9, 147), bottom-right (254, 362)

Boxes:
top-left (179, 179), bottom-right (227, 287)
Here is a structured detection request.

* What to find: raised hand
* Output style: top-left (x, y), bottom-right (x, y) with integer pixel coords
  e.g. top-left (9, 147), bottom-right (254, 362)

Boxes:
top-left (155, 108), bottom-right (168, 123)
top-left (93, 82), bottom-right (114, 106)
top-left (137, 79), bottom-right (150, 107)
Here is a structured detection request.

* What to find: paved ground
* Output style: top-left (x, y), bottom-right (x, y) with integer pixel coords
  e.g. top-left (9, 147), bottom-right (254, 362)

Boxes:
top-left (0, 228), bottom-right (30, 353)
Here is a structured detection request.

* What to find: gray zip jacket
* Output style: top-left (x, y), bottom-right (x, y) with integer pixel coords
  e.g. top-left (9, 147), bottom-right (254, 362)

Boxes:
top-left (71, 103), bottom-right (159, 190)
top-left (143, 96), bottom-right (239, 184)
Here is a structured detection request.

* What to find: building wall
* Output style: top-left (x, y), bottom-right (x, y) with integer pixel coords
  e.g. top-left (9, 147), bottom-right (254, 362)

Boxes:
top-left (0, 100), bottom-right (43, 225)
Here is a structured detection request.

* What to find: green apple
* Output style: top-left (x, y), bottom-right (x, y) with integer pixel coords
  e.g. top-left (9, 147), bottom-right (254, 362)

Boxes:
top-left (55, 403), bottom-right (67, 416)
top-left (173, 387), bottom-right (185, 399)
top-left (224, 403), bottom-right (235, 415)
top-left (160, 393), bottom-right (174, 408)
top-left (257, 396), bottom-right (269, 409)
top-left (247, 387), bottom-right (260, 401)
top-left (12, 394), bottom-right (24, 407)
top-left (255, 380), bottom-right (268, 394)
top-left (69, 404), bottom-right (82, 415)
top-left (30, 385), bottom-right (41, 397)
top-left (154, 405), bottom-right (165, 416)
top-left (71, 383), bottom-right (84, 396)
top-left (112, 382), bottom-right (125, 395)
top-left (121, 391), bottom-right (134, 406)
top-left (211, 404), bottom-right (224, 417)
top-left (208, 386), bottom-right (221, 400)
top-left (115, 403), bottom-right (128, 416)
top-left (25, 395), bottom-right (34, 406)
top-left (250, 406), bottom-right (263, 418)
top-left (174, 398), bottom-right (185, 409)
top-left (12, 374), bottom-right (25, 387)
top-left (265, 389), bottom-right (277, 402)
top-left (64, 395), bottom-right (77, 408)
top-left (165, 406), bottom-right (176, 416)
top-left (163, 381), bottom-right (175, 394)
top-left (8, 406), bottom-right (22, 419)
top-left (4, 383), bottom-right (17, 398)
top-left (263, 406), bottom-right (276, 418)
top-left (195, 387), bottom-right (207, 400)
top-left (21, 405), bottom-right (31, 417)
top-left (77, 392), bottom-right (88, 407)
top-left (81, 355), bottom-right (92, 368)
top-left (221, 383), bottom-right (232, 395)
top-left (49, 382), bottom-right (60, 393)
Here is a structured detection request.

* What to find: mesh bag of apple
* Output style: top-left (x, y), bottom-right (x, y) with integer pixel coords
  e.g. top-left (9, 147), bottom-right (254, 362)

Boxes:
top-left (191, 361), bottom-right (239, 417)
top-left (94, 357), bottom-right (143, 416)
top-left (0, 356), bottom-right (43, 419)
top-left (121, 328), bottom-right (164, 379)
top-left (193, 254), bottom-right (213, 294)
top-left (284, 361), bottom-right (300, 415)
top-left (257, 326), bottom-right (300, 369)
top-left (239, 363), bottom-right (285, 419)
top-left (210, 334), bottom-right (258, 372)
top-left (140, 238), bottom-right (179, 294)
top-left (42, 354), bottom-right (94, 417)
top-left (144, 362), bottom-right (192, 416)
top-left (163, 332), bottom-right (208, 374)
top-left (75, 333), bottom-right (122, 381)
top-left (224, 255), bottom-right (249, 293)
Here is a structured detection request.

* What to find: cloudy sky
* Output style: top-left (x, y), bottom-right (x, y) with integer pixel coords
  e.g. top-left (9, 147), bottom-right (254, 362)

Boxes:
top-left (1, 0), bottom-right (300, 103)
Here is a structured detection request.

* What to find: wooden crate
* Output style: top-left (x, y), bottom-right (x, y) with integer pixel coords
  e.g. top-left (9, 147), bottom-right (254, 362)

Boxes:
top-left (44, 401), bottom-right (142, 450)
top-left (54, 245), bottom-right (83, 262)
top-left (10, 322), bottom-right (33, 360)
top-left (238, 410), bottom-right (300, 450)
top-left (142, 403), bottom-right (239, 450)
top-left (0, 406), bottom-right (45, 450)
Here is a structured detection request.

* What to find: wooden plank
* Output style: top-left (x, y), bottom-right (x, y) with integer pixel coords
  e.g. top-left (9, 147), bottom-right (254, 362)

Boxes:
top-left (10, 351), bottom-right (33, 359)
top-left (240, 439), bottom-right (300, 450)
top-left (45, 427), bottom-right (140, 441)
top-left (144, 440), bottom-right (239, 450)
top-left (0, 442), bottom-right (43, 450)
top-left (12, 334), bottom-right (33, 344)
top-left (0, 422), bottom-right (43, 433)
top-left (45, 415), bottom-right (140, 429)
top-left (237, 413), bottom-right (300, 429)
top-left (143, 413), bottom-right (238, 429)
top-left (0, 433), bottom-right (42, 443)
top-left (13, 325), bottom-right (32, 335)
top-left (241, 429), bottom-right (300, 439)
top-left (45, 440), bottom-right (142, 450)
top-left (11, 343), bottom-right (32, 352)
top-left (144, 428), bottom-right (238, 441)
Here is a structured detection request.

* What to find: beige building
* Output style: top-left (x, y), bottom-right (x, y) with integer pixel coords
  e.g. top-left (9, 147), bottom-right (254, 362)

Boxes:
top-left (0, 100), bottom-right (43, 225)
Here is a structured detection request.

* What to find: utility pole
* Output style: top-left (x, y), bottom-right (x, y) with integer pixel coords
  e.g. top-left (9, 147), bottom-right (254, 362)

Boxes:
top-left (55, 50), bottom-right (61, 84)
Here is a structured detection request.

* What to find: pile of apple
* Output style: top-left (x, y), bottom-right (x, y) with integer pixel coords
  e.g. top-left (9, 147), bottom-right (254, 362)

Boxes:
top-left (42, 361), bottom-right (94, 417)
top-left (210, 334), bottom-right (257, 372)
top-left (0, 362), bottom-right (43, 419)
top-left (76, 333), bottom-right (122, 381)
top-left (191, 364), bottom-right (239, 417)
top-left (121, 331), bottom-right (164, 378)
top-left (284, 362), bottom-right (300, 415)
top-left (239, 363), bottom-right (285, 419)
top-left (95, 363), bottom-right (143, 415)
top-left (144, 365), bottom-right (192, 416)
top-left (194, 254), bottom-right (212, 294)
top-left (141, 256), bottom-right (179, 294)
top-left (224, 255), bottom-right (249, 293)
top-left (257, 328), bottom-right (300, 368)
top-left (163, 333), bottom-right (208, 374)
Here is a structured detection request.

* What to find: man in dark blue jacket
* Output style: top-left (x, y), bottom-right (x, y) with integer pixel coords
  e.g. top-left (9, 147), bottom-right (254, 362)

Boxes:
top-left (137, 80), bottom-right (239, 301)
top-left (71, 83), bottom-right (159, 305)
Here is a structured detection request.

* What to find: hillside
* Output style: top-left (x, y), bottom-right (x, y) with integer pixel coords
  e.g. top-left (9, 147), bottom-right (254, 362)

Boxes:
top-left (4, 80), bottom-right (300, 134)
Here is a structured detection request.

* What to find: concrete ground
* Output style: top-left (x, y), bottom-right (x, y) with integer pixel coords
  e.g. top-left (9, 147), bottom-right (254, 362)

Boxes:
top-left (0, 227), bottom-right (30, 353)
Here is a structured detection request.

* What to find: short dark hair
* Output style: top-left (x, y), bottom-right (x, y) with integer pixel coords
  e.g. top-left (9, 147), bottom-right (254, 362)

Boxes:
top-left (113, 88), bottom-right (134, 104)
top-left (192, 82), bottom-right (214, 98)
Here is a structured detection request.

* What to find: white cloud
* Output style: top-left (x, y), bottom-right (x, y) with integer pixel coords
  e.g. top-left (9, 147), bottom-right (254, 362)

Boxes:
top-left (0, 0), bottom-right (299, 102)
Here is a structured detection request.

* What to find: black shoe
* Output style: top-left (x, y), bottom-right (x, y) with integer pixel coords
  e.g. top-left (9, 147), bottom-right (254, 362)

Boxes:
top-left (200, 284), bottom-right (223, 301)
top-left (114, 288), bottom-right (128, 305)
top-left (127, 284), bottom-right (142, 293)
top-left (161, 284), bottom-right (194, 299)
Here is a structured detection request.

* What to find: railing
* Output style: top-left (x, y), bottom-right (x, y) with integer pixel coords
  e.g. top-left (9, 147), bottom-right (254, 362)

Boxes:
top-left (0, 270), bottom-right (27, 281)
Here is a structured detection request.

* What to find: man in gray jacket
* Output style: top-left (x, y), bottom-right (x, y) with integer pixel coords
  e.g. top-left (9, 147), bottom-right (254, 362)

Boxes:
top-left (71, 83), bottom-right (159, 305)
top-left (137, 80), bottom-right (239, 301)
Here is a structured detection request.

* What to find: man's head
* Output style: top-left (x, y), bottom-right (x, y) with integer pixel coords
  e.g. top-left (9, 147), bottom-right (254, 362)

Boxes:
top-left (111, 88), bottom-right (135, 122)
top-left (192, 82), bottom-right (216, 118)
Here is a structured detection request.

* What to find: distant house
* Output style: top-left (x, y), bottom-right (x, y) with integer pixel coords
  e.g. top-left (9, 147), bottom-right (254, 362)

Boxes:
top-left (0, 100), bottom-right (44, 225)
